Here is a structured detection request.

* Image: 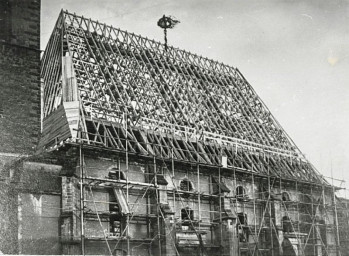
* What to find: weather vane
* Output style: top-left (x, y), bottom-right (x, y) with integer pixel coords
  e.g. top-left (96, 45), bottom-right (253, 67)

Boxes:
top-left (157, 15), bottom-right (180, 52)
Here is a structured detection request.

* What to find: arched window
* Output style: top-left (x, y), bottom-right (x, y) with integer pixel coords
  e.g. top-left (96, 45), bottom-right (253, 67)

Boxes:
top-left (180, 179), bottom-right (193, 192)
top-left (236, 186), bottom-right (245, 196)
top-left (236, 186), bottom-right (246, 199)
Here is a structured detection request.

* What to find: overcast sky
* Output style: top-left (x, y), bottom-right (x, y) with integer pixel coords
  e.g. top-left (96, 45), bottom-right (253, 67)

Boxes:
top-left (41, 0), bottom-right (349, 188)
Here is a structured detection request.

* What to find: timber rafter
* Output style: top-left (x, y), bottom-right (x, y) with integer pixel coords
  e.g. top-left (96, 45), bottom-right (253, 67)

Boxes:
top-left (40, 10), bottom-right (326, 184)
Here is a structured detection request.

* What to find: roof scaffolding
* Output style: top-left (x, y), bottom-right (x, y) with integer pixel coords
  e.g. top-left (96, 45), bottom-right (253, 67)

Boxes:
top-left (40, 10), bottom-right (326, 184)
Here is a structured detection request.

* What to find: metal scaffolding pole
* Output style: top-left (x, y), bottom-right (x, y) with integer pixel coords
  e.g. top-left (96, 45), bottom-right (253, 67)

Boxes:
top-left (267, 160), bottom-right (274, 256)
top-left (219, 166), bottom-right (223, 256)
top-left (79, 133), bottom-right (85, 255)
top-left (331, 173), bottom-right (342, 256)
top-left (154, 156), bottom-right (162, 256)
top-left (197, 164), bottom-right (201, 230)
top-left (125, 110), bottom-right (130, 256)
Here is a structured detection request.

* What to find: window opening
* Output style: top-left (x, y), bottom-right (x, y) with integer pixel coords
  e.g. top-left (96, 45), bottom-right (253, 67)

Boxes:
top-left (109, 191), bottom-right (121, 238)
top-left (282, 192), bottom-right (291, 202)
top-left (180, 179), bottom-right (193, 192)
top-left (109, 216), bottom-right (121, 238)
top-left (109, 191), bottom-right (119, 213)
top-left (282, 216), bottom-right (294, 233)
top-left (237, 212), bottom-right (249, 242)
top-left (0, 101), bottom-right (3, 118)
top-left (236, 185), bottom-right (247, 201)
top-left (238, 212), bottom-right (247, 225)
top-left (181, 207), bottom-right (194, 226)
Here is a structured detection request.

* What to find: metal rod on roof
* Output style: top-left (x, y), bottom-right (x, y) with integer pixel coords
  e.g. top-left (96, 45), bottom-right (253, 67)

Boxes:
top-left (157, 15), bottom-right (180, 52)
top-left (164, 27), bottom-right (167, 51)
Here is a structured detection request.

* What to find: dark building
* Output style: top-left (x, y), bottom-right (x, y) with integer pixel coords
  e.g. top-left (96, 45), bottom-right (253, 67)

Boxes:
top-left (0, 0), bottom-right (41, 155)
top-left (0, 1), bottom-right (61, 254)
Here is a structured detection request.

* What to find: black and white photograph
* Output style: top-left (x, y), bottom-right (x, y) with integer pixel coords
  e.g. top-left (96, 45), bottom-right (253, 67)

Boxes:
top-left (0, 0), bottom-right (348, 255)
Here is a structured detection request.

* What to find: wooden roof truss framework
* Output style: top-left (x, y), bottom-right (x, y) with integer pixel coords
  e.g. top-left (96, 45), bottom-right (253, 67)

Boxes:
top-left (41, 11), bottom-right (326, 184)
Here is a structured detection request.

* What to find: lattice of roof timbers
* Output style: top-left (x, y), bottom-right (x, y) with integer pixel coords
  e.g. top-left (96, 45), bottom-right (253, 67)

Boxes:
top-left (39, 10), bottom-right (326, 184)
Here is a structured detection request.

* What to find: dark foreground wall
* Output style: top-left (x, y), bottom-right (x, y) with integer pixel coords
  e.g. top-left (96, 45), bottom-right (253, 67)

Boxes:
top-left (0, 44), bottom-right (41, 154)
top-left (0, 0), bottom-right (41, 155)
top-left (0, 1), bottom-right (44, 253)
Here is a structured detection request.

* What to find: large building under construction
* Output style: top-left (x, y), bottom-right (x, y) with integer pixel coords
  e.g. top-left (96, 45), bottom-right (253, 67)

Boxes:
top-left (1, 1), bottom-right (349, 256)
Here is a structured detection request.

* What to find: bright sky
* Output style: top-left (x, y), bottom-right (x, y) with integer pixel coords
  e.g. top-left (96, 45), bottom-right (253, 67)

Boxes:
top-left (41, 0), bottom-right (349, 188)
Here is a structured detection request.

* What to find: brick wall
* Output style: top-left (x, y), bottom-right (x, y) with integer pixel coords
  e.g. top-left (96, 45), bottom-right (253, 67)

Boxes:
top-left (0, 44), bottom-right (41, 154)
top-left (0, 0), bottom-right (40, 49)
top-left (0, 177), bottom-right (18, 253)
top-left (0, 0), bottom-right (41, 155)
